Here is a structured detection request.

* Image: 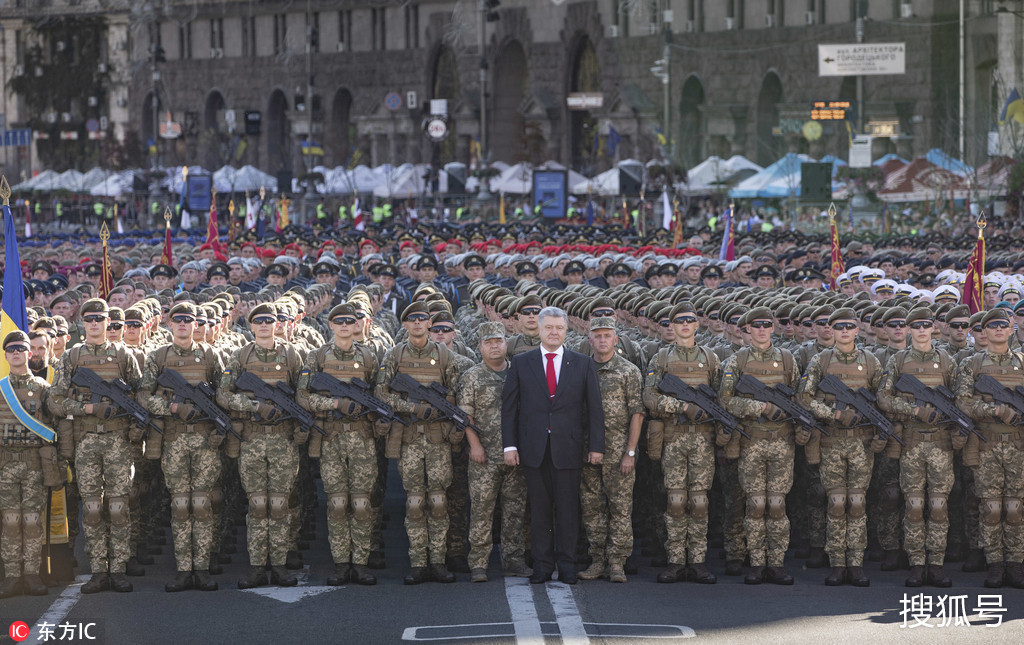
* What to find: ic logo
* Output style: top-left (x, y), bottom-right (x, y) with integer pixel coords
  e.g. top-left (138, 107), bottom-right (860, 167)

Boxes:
top-left (9, 621), bottom-right (30, 642)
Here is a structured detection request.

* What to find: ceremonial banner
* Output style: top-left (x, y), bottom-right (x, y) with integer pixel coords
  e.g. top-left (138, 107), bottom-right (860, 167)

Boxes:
top-left (1, 177), bottom-right (28, 378)
top-left (717, 206), bottom-right (735, 261)
top-left (160, 208), bottom-right (173, 266)
top-left (963, 215), bottom-right (986, 314)
top-left (99, 222), bottom-right (113, 299)
top-left (829, 204), bottom-right (846, 290)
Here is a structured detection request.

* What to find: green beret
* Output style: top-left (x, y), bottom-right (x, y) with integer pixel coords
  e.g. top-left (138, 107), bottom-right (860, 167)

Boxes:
top-left (945, 304), bottom-right (971, 322)
top-left (401, 301), bottom-right (430, 321)
top-left (248, 303), bottom-right (277, 322)
top-left (430, 311), bottom-right (455, 325)
top-left (881, 307), bottom-right (908, 325)
top-left (516, 294), bottom-right (542, 313)
top-left (981, 308), bottom-right (1011, 327)
top-left (828, 307), bottom-right (858, 325)
top-left (168, 302), bottom-right (198, 318)
top-left (80, 298), bottom-right (109, 315)
top-left (589, 317), bottom-right (617, 331)
top-left (905, 308), bottom-right (934, 324)
top-left (668, 302), bottom-right (696, 321)
top-left (743, 306), bottom-right (773, 326)
top-left (123, 306), bottom-right (146, 322)
top-left (969, 311), bottom-right (985, 326)
top-left (811, 304), bottom-right (835, 321)
top-left (328, 303), bottom-right (357, 320)
top-left (477, 322), bottom-right (506, 342)
top-left (870, 307), bottom-right (889, 326)
top-left (3, 330), bottom-right (29, 349)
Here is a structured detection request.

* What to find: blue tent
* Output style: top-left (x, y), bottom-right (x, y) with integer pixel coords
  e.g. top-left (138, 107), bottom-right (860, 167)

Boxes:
top-left (924, 149), bottom-right (972, 176)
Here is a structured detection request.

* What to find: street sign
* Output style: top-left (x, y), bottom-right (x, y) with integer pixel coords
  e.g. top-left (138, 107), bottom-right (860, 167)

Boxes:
top-left (567, 92), bottom-right (603, 110)
top-left (1, 129), bottom-right (32, 147)
top-left (384, 92), bottom-right (402, 111)
top-left (849, 135), bottom-right (872, 168)
top-left (85, 119), bottom-right (99, 132)
top-left (818, 43), bottom-right (905, 76)
top-left (425, 117), bottom-right (448, 142)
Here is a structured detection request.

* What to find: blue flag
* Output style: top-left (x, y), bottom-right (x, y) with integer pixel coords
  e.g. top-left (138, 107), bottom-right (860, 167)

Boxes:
top-left (586, 200), bottom-right (595, 226)
top-left (255, 199), bottom-right (265, 239)
top-left (718, 207), bottom-right (733, 261)
top-left (608, 126), bottom-right (622, 157)
top-left (2, 200), bottom-right (28, 376)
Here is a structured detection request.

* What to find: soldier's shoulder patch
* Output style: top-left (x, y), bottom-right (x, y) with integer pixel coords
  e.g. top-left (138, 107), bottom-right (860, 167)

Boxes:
top-left (800, 374), bottom-right (808, 381)
top-left (300, 368), bottom-right (310, 376)
top-left (223, 369), bottom-right (231, 376)
top-left (724, 371), bottom-right (732, 378)
top-left (646, 368), bottom-right (655, 376)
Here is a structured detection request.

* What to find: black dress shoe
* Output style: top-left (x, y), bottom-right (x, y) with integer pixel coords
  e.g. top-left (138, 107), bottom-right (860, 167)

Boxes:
top-left (689, 563), bottom-right (718, 584)
top-left (81, 573), bottom-right (109, 594)
top-left (905, 565), bottom-right (925, 588)
top-left (165, 570), bottom-right (194, 592)
top-left (430, 564), bottom-right (456, 583)
top-left (927, 564), bottom-right (952, 588)
top-left (0, 576), bottom-right (25, 598)
top-left (193, 570), bottom-right (218, 591)
top-left (404, 566), bottom-right (430, 585)
top-left (558, 569), bottom-right (578, 585)
top-left (529, 570), bottom-right (552, 584)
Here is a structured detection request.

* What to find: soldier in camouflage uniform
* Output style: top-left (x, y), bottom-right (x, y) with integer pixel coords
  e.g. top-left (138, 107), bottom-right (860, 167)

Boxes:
top-left (0, 331), bottom-right (57, 598)
top-left (577, 318), bottom-right (644, 583)
top-left (296, 303), bottom-right (380, 586)
top-left (49, 298), bottom-right (142, 594)
top-left (377, 301), bottom-right (463, 585)
top-left (217, 303), bottom-right (304, 589)
top-left (954, 308), bottom-right (1024, 589)
top-left (798, 307), bottom-right (884, 587)
top-left (138, 303), bottom-right (225, 592)
top-left (720, 307), bottom-right (805, 586)
top-left (505, 295), bottom-right (543, 358)
top-left (876, 307), bottom-right (958, 588)
top-left (643, 302), bottom-right (720, 584)
top-left (457, 322), bottom-right (531, 582)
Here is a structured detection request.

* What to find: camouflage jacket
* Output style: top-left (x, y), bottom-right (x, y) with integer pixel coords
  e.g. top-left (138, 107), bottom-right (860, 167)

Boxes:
top-left (456, 361), bottom-right (508, 465)
top-left (49, 340), bottom-right (142, 418)
top-left (295, 342), bottom-right (380, 414)
top-left (798, 347), bottom-right (883, 421)
top-left (954, 349), bottom-right (1024, 421)
top-left (216, 339), bottom-right (301, 415)
top-left (375, 340), bottom-right (462, 415)
top-left (592, 353), bottom-right (645, 457)
top-left (642, 344), bottom-right (722, 418)
top-left (720, 345), bottom-right (799, 421)
top-left (138, 341), bottom-right (225, 417)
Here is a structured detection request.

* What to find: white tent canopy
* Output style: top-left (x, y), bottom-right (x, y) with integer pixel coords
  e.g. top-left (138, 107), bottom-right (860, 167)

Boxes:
top-left (679, 155), bottom-right (763, 194)
top-left (492, 161), bottom-right (588, 195)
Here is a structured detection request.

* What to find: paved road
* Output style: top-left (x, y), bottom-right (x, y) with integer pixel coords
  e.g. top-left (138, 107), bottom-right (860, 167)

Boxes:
top-left (3, 463), bottom-right (1022, 645)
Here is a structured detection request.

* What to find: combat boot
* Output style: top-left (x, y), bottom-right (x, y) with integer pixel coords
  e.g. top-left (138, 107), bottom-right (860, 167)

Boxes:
top-left (905, 565), bottom-right (925, 588)
top-left (656, 563), bottom-right (687, 583)
top-left (806, 547), bottom-right (828, 569)
top-left (208, 561), bottom-right (224, 575)
top-left (325, 563), bottom-right (350, 586)
top-left (0, 576), bottom-right (25, 598)
top-left (608, 564), bottom-right (627, 583)
top-left (404, 566), bottom-right (430, 585)
top-left (847, 566), bottom-right (870, 587)
top-left (688, 563), bottom-right (717, 584)
top-left (429, 563), bottom-right (456, 583)
top-left (285, 550), bottom-right (303, 570)
top-left (165, 570), bottom-right (194, 592)
top-left (81, 573), bottom-right (109, 594)
top-left (125, 557), bottom-right (146, 577)
top-left (367, 550), bottom-right (386, 570)
top-left (446, 554), bottom-right (470, 574)
top-left (765, 567), bottom-right (794, 585)
top-left (578, 562), bottom-right (606, 580)
top-left (824, 567), bottom-right (846, 586)
top-left (109, 573), bottom-right (133, 592)
top-left (743, 567), bottom-right (764, 585)
top-left (471, 568), bottom-right (488, 583)
top-left (1004, 562), bottom-right (1024, 589)
top-left (880, 549), bottom-right (902, 571)
top-left (927, 564), bottom-right (952, 588)
top-left (351, 564), bottom-right (376, 586)
top-left (193, 570), bottom-right (218, 591)
top-left (962, 548), bottom-right (986, 572)
top-left (984, 562), bottom-right (1004, 588)
top-left (237, 566), bottom-right (267, 589)
top-left (22, 574), bottom-right (47, 596)
top-left (503, 563), bottom-right (532, 578)
top-left (724, 559), bottom-right (744, 576)
top-left (270, 566), bottom-right (298, 587)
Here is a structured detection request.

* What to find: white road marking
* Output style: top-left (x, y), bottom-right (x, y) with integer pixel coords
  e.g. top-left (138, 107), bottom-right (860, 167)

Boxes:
top-left (546, 582), bottom-right (590, 644)
top-left (29, 575), bottom-right (88, 642)
top-left (503, 577), bottom-right (544, 644)
top-left (241, 585), bottom-right (341, 603)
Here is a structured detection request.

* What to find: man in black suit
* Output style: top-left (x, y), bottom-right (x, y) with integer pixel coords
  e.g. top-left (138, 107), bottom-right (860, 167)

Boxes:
top-left (502, 306), bottom-right (605, 584)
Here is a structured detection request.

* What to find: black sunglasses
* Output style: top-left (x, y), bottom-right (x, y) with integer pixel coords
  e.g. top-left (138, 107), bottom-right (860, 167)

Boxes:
top-left (947, 322), bottom-right (970, 330)
top-left (171, 315), bottom-right (195, 324)
top-left (125, 321), bottom-right (144, 328)
top-left (107, 323), bottom-right (124, 331)
top-left (520, 307), bottom-right (541, 316)
top-left (972, 326), bottom-right (982, 333)
top-left (430, 326), bottom-right (455, 334)
top-left (909, 321), bottom-right (934, 330)
top-left (251, 317), bottom-right (277, 326)
top-left (777, 318), bottom-right (791, 325)
top-left (814, 319), bottom-right (829, 326)
top-left (672, 316), bottom-right (698, 325)
top-left (748, 321), bottom-right (773, 329)
top-left (886, 321), bottom-right (907, 328)
top-left (591, 309), bottom-right (615, 317)
top-left (658, 321), bottom-right (671, 327)
top-left (83, 315), bottom-right (107, 323)
top-left (801, 321), bottom-right (814, 328)
top-left (832, 322), bottom-right (858, 331)
top-left (986, 320), bottom-right (1011, 330)
top-left (708, 313), bottom-right (720, 320)
top-left (5, 345), bottom-right (29, 353)
top-left (332, 317), bottom-right (357, 326)
top-left (406, 313), bottom-right (429, 322)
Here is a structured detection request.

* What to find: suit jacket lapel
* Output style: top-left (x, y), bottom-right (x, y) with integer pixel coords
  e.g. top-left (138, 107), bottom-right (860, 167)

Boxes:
top-left (554, 353), bottom-right (572, 399)
top-left (531, 349), bottom-right (549, 400)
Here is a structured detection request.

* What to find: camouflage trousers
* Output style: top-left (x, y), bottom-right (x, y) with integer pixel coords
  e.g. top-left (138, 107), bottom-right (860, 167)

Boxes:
top-left (447, 445), bottom-right (469, 558)
top-left (661, 432), bottom-right (715, 565)
top-left (0, 458), bottom-right (45, 577)
top-left (238, 432), bottom-right (299, 567)
top-left (899, 442), bottom-right (954, 567)
top-left (397, 434), bottom-right (452, 568)
top-left (869, 455), bottom-right (903, 551)
top-left (737, 438), bottom-right (794, 567)
top-left (791, 448), bottom-right (826, 549)
top-left (468, 461), bottom-right (527, 571)
top-left (973, 441), bottom-right (1024, 564)
top-left (320, 430), bottom-right (378, 566)
top-left (75, 431), bottom-right (133, 574)
top-left (715, 453), bottom-right (746, 561)
top-left (128, 441), bottom-right (145, 556)
top-left (371, 436), bottom-right (387, 554)
top-left (161, 432), bottom-right (222, 572)
top-left (948, 454), bottom-right (980, 553)
top-left (820, 438), bottom-right (874, 567)
top-left (580, 461), bottom-right (635, 567)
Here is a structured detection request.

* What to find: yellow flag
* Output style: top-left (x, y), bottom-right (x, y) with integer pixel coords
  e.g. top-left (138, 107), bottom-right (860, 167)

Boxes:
top-left (499, 193), bottom-right (506, 224)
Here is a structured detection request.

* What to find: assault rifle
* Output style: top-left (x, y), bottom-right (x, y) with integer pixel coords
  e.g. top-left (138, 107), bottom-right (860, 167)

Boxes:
top-left (657, 374), bottom-right (748, 438)
top-left (389, 373), bottom-right (480, 434)
top-left (235, 372), bottom-right (325, 435)
top-left (894, 373), bottom-right (983, 442)
top-left (818, 374), bottom-right (903, 446)
top-left (734, 374), bottom-right (827, 436)
top-left (157, 370), bottom-right (240, 439)
top-left (309, 371), bottom-right (408, 426)
top-left (974, 374), bottom-right (1024, 436)
top-left (72, 367), bottom-right (163, 434)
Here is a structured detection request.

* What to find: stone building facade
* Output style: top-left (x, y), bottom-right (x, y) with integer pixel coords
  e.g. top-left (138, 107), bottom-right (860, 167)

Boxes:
top-left (0, 0), bottom-right (1014, 183)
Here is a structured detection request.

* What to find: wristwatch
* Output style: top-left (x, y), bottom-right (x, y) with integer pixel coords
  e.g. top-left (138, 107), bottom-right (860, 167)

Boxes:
top-left (626, 449), bottom-right (636, 457)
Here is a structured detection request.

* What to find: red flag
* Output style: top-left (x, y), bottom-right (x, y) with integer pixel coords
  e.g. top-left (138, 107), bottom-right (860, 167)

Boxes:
top-left (671, 207), bottom-right (683, 248)
top-left (828, 213), bottom-right (845, 290)
top-left (206, 201), bottom-right (222, 252)
top-left (161, 212), bottom-right (173, 266)
top-left (963, 218), bottom-right (986, 314)
top-left (99, 222), bottom-right (113, 299)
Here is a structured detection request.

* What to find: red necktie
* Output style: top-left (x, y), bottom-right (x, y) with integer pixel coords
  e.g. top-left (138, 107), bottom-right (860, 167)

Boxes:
top-left (546, 352), bottom-right (557, 398)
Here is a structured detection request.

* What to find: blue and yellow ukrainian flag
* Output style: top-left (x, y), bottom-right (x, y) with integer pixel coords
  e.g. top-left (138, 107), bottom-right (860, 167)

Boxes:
top-left (1, 179), bottom-right (28, 377)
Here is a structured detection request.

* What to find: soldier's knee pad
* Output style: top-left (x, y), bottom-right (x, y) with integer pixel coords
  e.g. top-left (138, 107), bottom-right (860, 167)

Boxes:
top-left (905, 492), bottom-right (926, 523)
top-left (268, 493), bottom-right (289, 521)
top-left (82, 497), bottom-right (103, 527)
top-left (827, 488), bottom-right (847, 519)
top-left (327, 493), bottom-right (349, 521)
top-left (689, 491), bottom-right (709, 520)
top-left (1, 509), bottom-right (22, 537)
top-left (209, 487), bottom-right (224, 514)
top-left (191, 490), bottom-right (213, 521)
top-left (928, 494), bottom-right (949, 523)
top-left (879, 484), bottom-right (901, 512)
top-left (107, 496), bottom-right (129, 528)
top-left (406, 494), bottom-right (426, 521)
top-left (1003, 497), bottom-right (1023, 526)
top-left (981, 498), bottom-right (1002, 526)
top-left (248, 493), bottom-right (268, 520)
top-left (351, 493), bottom-right (372, 522)
top-left (746, 494), bottom-right (766, 519)
top-left (170, 493), bottom-right (191, 522)
top-left (767, 493), bottom-right (787, 521)
top-left (22, 511), bottom-right (43, 540)
top-left (847, 488), bottom-right (867, 519)
top-left (427, 490), bottom-right (447, 520)
top-left (667, 488), bottom-right (688, 518)
top-left (808, 481), bottom-right (827, 508)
